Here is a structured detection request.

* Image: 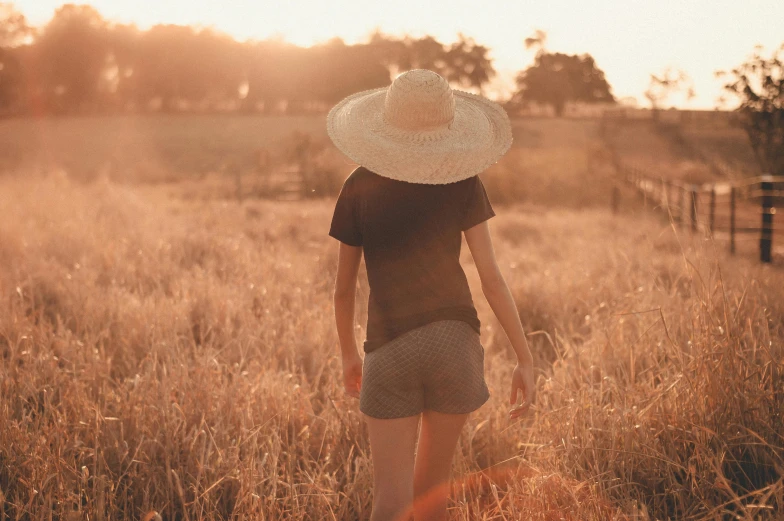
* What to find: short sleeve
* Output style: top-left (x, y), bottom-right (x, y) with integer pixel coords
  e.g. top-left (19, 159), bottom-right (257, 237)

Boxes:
top-left (329, 176), bottom-right (363, 246)
top-left (460, 175), bottom-right (496, 231)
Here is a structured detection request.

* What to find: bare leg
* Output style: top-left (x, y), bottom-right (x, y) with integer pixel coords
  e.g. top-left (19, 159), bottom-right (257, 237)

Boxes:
top-left (366, 414), bottom-right (421, 521)
top-left (413, 410), bottom-right (468, 521)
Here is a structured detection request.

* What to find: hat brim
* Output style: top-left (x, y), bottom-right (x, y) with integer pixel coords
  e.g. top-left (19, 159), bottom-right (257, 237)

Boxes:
top-left (326, 87), bottom-right (513, 184)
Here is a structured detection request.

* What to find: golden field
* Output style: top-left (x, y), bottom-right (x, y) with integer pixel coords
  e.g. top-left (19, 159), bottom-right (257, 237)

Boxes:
top-left (0, 115), bottom-right (782, 520)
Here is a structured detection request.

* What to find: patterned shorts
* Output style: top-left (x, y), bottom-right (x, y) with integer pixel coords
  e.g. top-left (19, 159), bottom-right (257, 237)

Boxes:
top-left (360, 320), bottom-right (490, 419)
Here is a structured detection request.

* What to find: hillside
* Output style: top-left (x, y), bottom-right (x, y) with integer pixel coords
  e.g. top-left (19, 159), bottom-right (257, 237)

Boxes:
top-left (600, 117), bottom-right (760, 183)
top-left (0, 114), bottom-right (759, 197)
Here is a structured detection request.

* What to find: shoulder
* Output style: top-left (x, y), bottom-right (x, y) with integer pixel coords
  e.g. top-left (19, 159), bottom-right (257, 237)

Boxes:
top-left (344, 166), bottom-right (385, 195)
top-left (341, 166), bottom-right (371, 187)
top-left (348, 166), bottom-right (377, 184)
top-left (456, 174), bottom-right (482, 191)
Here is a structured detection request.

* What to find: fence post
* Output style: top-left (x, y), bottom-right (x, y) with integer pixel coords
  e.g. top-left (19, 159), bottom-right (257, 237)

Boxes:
top-left (730, 186), bottom-right (736, 255)
top-left (690, 186), bottom-right (698, 232)
top-left (709, 188), bottom-right (716, 234)
top-left (760, 175), bottom-right (774, 263)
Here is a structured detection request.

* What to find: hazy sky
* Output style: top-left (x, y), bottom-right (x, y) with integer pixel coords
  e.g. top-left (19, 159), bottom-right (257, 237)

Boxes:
top-left (16, 0), bottom-right (784, 108)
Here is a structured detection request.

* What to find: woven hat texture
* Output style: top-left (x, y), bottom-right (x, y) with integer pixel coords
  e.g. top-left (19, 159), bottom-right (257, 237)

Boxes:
top-left (326, 69), bottom-right (512, 185)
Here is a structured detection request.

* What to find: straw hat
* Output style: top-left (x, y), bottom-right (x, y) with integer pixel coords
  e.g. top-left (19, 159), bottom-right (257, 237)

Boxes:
top-left (326, 69), bottom-right (512, 185)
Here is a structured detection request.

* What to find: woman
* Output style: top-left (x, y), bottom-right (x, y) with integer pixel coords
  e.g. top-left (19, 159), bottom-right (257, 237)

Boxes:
top-left (328, 69), bottom-right (536, 521)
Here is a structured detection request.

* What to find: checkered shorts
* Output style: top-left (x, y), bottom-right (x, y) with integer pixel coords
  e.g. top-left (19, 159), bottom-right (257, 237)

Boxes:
top-left (360, 320), bottom-right (490, 419)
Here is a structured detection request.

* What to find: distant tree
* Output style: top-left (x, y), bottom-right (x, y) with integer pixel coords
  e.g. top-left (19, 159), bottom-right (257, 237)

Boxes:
top-left (366, 30), bottom-right (407, 78)
top-left (192, 28), bottom-right (245, 108)
top-left (644, 67), bottom-right (695, 120)
top-left (0, 3), bottom-right (32, 113)
top-left (0, 46), bottom-right (24, 112)
top-left (365, 32), bottom-right (495, 92)
top-left (718, 44), bottom-right (784, 175)
top-left (523, 29), bottom-right (547, 54)
top-left (442, 34), bottom-right (495, 93)
top-left (243, 39), bottom-right (309, 113)
top-left (34, 4), bottom-right (110, 112)
top-left (0, 2), bottom-right (31, 46)
top-left (3, 1), bottom-right (502, 115)
top-left (105, 23), bottom-right (140, 109)
top-left (133, 24), bottom-right (243, 111)
top-left (512, 51), bottom-right (615, 116)
top-left (304, 38), bottom-right (389, 106)
top-left (403, 35), bottom-right (446, 72)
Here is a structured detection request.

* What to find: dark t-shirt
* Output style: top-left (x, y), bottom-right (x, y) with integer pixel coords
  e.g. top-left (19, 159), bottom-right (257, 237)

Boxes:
top-left (328, 167), bottom-right (496, 353)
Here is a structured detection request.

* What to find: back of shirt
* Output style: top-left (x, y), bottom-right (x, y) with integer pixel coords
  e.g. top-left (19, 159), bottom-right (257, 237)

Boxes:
top-left (329, 167), bottom-right (495, 352)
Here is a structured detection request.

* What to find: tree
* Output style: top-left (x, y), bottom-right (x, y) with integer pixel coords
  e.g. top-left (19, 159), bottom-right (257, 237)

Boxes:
top-left (0, 2), bottom-right (31, 47)
top-left (365, 32), bottom-right (495, 93)
top-left (366, 29), bottom-right (408, 78)
top-left (719, 44), bottom-right (784, 175)
top-left (644, 67), bottom-right (695, 120)
top-left (403, 35), bottom-right (446, 72)
top-left (243, 38), bottom-right (309, 113)
top-left (442, 34), bottom-right (495, 93)
top-left (0, 3), bottom-right (32, 113)
top-left (105, 23), bottom-right (140, 110)
top-left (523, 29), bottom-right (547, 54)
top-left (133, 24), bottom-right (244, 111)
top-left (34, 4), bottom-right (110, 112)
top-left (304, 38), bottom-right (390, 106)
top-left (512, 51), bottom-right (615, 116)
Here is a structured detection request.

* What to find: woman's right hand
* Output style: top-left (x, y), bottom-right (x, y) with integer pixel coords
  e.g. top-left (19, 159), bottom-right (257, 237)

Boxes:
top-left (509, 362), bottom-right (535, 420)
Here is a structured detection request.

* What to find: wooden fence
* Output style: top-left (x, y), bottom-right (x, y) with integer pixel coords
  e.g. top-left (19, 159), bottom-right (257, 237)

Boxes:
top-left (623, 166), bottom-right (783, 263)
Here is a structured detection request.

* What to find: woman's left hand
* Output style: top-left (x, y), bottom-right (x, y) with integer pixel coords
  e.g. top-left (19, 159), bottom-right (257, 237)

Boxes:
top-left (342, 353), bottom-right (363, 398)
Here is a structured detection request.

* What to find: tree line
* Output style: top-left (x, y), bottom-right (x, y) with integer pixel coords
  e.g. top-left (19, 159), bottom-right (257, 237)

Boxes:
top-left (0, 3), bottom-right (501, 114)
top-left (0, 3), bottom-right (623, 116)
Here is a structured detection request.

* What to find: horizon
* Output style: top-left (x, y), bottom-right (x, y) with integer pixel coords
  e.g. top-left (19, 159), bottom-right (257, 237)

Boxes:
top-left (12, 0), bottom-right (784, 109)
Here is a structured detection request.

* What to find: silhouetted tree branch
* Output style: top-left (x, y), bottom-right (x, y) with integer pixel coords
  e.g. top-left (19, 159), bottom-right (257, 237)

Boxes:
top-left (719, 44), bottom-right (784, 175)
top-left (644, 68), bottom-right (695, 120)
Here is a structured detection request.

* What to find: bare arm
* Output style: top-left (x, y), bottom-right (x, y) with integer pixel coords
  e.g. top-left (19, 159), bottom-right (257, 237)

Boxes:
top-left (464, 220), bottom-right (535, 418)
top-left (332, 241), bottom-right (363, 397)
top-left (464, 220), bottom-right (532, 364)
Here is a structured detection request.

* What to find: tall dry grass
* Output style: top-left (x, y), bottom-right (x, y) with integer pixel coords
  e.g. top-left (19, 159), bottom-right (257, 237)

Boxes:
top-left (0, 170), bottom-right (781, 520)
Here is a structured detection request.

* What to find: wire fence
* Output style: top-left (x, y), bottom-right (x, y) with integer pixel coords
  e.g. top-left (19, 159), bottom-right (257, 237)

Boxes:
top-left (622, 165), bottom-right (782, 263)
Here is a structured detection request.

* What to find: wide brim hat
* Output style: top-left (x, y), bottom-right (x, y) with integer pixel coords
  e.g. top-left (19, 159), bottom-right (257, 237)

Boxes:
top-left (326, 69), bottom-right (512, 185)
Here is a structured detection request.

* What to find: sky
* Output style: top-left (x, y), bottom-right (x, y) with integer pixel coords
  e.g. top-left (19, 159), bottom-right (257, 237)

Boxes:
top-left (15, 0), bottom-right (784, 108)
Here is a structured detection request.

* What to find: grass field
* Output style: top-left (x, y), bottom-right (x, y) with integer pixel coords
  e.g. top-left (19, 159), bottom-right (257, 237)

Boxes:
top-left (0, 114), bottom-right (329, 182)
top-left (0, 115), bottom-right (781, 520)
